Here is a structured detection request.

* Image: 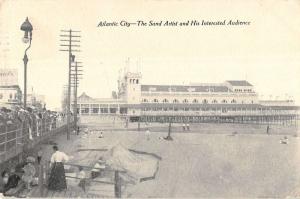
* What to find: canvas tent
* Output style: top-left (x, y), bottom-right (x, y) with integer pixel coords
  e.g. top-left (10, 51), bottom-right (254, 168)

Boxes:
top-left (103, 144), bottom-right (159, 182)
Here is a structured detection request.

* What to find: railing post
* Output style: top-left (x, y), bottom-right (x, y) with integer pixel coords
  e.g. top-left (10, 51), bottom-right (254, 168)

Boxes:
top-left (38, 163), bottom-right (44, 196)
top-left (114, 170), bottom-right (121, 198)
top-left (4, 122), bottom-right (8, 160)
top-left (45, 161), bottom-right (49, 185)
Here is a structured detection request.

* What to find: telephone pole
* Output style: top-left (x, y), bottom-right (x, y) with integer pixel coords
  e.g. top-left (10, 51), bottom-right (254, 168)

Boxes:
top-left (59, 30), bottom-right (81, 140)
top-left (71, 61), bottom-right (83, 134)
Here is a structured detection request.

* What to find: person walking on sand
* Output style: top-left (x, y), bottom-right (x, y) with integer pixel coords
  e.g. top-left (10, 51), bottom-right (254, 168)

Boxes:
top-left (146, 128), bottom-right (151, 140)
top-left (48, 146), bottom-right (69, 191)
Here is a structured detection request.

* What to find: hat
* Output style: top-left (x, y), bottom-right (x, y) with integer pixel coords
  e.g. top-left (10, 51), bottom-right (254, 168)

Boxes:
top-left (26, 156), bottom-right (35, 163)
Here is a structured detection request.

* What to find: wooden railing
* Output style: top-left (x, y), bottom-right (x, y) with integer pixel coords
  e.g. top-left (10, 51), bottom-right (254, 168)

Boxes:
top-left (37, 161), bottom-right (124, 198)
top-left (0, 118), bottom-right (68, 163)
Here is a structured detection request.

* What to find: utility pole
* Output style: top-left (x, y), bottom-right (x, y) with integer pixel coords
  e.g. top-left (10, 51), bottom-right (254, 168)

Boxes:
top-left (71, 61), bottom-right (83, 135)
top-left (59, 30), bottom-right (81, 140)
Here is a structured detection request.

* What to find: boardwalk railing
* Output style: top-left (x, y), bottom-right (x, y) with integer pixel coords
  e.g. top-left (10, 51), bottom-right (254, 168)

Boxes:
top-left (0, 117), bottom-right (68, 163)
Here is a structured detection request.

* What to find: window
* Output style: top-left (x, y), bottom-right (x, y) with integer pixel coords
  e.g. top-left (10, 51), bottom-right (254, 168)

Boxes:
top-left (173, 99), bottom-right (179, 103)
top-left (222, 99), bottom-right (228, 104)
top-left (162, 99), bottom-right (169, 103)
top-left (100, 108), bottom-right (108, 113)
top-left (193, 99), bottom-right (198, 103)
top-left (0, 93), bottom-right (2, 99)
top-left (183, 99), bottom-right (189, 103)
top-left (153, 99), bottom-right (159, 103)
top-left (136, 79), bottom-right (139, 84)
top-left (9, 94), bottom-right (12, 99)
top-left (212, 99), bottom-right (218, 104)
top-left (202, 99), bottom-right (208, 104)
top-left (231, 99), bottom-right (237, 104)
top-left (142, 99), bottom-right (148, 103)
top-left (110, 108), bottom-right (117, 113)
top-left (92, 108), bottom-right (99, 113)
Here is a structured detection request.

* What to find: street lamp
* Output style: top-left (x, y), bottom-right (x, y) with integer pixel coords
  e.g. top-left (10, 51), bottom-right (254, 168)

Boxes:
top-left (20, 17), bottom-right (33, 109)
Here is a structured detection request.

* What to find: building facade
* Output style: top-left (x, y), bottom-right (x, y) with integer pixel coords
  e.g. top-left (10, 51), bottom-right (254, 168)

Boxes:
top-left (74, 71), bottom-right (299, 123)
top-left (0, 68), bottom-right (22, 107)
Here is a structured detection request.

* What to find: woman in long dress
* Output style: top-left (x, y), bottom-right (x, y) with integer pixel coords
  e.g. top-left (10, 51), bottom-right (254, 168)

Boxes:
top-left (48, 145), bottom-right (69, 191)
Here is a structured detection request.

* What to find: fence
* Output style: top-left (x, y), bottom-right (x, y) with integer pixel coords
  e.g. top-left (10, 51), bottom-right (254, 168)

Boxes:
top-left (0, 116), bottom-right (68, 163)
top-left (36, 161), bottom-right (123, 198)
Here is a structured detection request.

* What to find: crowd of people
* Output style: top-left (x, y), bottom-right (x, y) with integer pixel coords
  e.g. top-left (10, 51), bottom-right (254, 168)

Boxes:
top-left (0, 106), bottom-right (67, 150)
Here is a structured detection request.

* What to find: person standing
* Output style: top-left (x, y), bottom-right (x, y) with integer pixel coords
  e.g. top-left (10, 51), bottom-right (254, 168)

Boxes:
top-left (77, 166), bottom-right (86, 192)
top-left (146, 128), bottom-right (151, 140)
top-left (37, 148), bottom-right (43, 165)
top-left (267, 125), bottom-right (270, 135)
top-left (48, 145), bottom-right (69, 191)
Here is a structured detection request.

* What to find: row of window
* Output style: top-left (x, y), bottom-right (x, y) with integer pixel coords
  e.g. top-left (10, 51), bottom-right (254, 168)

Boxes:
top-left (129, 79), bottom-right (139, 84)
top-left (141, 98), bottom-right (249, 104)
top-left (234, 89), bottom-right (252, 92)
top-left (0, 93), bottom-right (18, 100)
top-left (142, 107), bottom-right (265, 112)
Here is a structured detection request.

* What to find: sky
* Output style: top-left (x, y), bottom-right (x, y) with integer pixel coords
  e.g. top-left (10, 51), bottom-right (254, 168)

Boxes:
top-left (0, 0), bottom-right (300, 110)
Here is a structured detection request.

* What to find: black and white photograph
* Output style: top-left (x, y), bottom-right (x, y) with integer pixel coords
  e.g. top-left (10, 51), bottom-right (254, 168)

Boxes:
top-left (0, 0), bottom-right (300, 198)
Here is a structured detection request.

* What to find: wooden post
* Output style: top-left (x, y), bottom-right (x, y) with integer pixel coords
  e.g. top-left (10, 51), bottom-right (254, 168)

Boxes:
top-left (114, 170), bottom-right (121, 198)
top-left (45, 161), bottom-right (49, 186)
top-left (4, 123), bottom-right (7, 160)
top-left (38, 163), bottom-right (44, 196)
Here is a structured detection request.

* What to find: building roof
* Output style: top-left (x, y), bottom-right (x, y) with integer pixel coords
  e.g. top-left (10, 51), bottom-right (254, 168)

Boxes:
top-left (78, 92), bottom-right (94, 101)
top-left (141, 85), bottom-right (229, 92)
top-left (0, 85), bottom-right (21, 89)
top-left (226, 81), bottom-right (252, 86)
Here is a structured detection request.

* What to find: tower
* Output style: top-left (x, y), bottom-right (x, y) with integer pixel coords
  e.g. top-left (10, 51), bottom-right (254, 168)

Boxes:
top-left (122, 71), bottom-right (142, 104)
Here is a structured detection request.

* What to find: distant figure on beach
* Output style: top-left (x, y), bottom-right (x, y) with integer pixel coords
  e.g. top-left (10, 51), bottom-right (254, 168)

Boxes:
top-left (98, 132), bottom-right (104, 138)
top-left (266, 125), bottom-right (270, 135)
top-left (77, 126), bottom-right (80, 135)
top-left (146, 129), bottom-right (151, 140)
top-left (280, 136), bottom-right (289, 144)
top-left (48, 145), bottom-right (69, 191)
top-left (186, 123), bottom-right (190, 131)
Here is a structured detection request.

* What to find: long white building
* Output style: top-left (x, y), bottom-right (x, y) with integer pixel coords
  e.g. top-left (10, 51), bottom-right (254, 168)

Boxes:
top-left (74, 71), bottom-right (298, 123)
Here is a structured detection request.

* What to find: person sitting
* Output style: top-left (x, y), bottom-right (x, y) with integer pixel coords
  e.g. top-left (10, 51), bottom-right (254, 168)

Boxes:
top-left (98, 132), bottom-right (104, 138)
top-left (0, 171), bottom-right (10, 194)
top-left (91, 162), bottom-right (101, 179)
top-left (91, 158), bottom-right (106, 179)
top-left (6, 168), bottom-right (21, 190)
top-left (0, 169), bottom-right (23, 196)
top-left (22, 156), bottom-right (36, 191)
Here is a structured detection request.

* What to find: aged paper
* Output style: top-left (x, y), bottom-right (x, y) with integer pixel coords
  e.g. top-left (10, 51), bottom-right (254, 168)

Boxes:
top-left (0, 0), bottom-right (300, 198)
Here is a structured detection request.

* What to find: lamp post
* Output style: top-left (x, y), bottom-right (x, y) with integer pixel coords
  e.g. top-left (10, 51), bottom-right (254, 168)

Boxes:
top-left (20, 17), bottom-right (33, 109)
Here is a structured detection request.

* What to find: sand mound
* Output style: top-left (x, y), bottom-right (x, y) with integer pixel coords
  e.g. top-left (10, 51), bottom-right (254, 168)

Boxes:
top-left (103, 144), bottom-right (159, 181)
